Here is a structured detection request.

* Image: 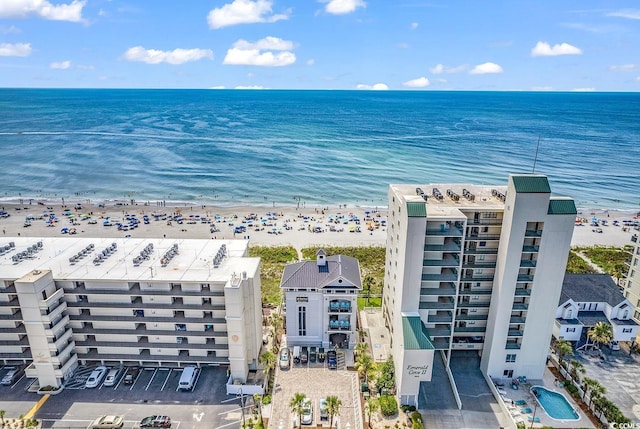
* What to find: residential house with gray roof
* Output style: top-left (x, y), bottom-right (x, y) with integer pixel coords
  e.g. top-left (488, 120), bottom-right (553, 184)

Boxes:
top-left (280, 249), bottom-right (361, 349)
top-left (553, 273), bottom-right (638, 345)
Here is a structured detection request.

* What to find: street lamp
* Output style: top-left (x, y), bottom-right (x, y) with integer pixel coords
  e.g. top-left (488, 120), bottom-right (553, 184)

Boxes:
top-left (529, 395), bottom-right (539, 429)
top-left (238, 388), bottom-right (245, 428)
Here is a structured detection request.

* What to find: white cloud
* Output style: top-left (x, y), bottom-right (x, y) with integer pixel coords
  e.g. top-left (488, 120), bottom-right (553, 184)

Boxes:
top-left (410, 22), bottom-right (418, 30)
top-left (606, 9), bottom-right (640, 20)
top-left (469, 62), bottom-right (503, 74)
top-left (0, 25), bottom-right (21, 34)
top-left (531, 41), bottom-right (582, 57)
top-left (610, 64), bottom-right (639, 72)
top-left (0, 42), bottom-right (32, 57)
top-left (77, 64), bottom-right (95, 70)
top-left (50, 60), bottom-right (71, 69)
top-left (207, 0), bottom-right (289, 29)
top-left (223, 37), bottom-right (296, 67)
top-left (123, 46), bottom-right (214, 65)
top-left (636, 76), bottom-right (640, 82)
top-left (356, 83), bottom-right (388, 90)
top-left (306, 59), bottom-right (315, 65)
top-left (402, 77), bottom-right (430, 88)
top-left (429, 63), bottom-right (466, 74)
top-left (532, 86), bottom-right (554, 91)
top-left (572, 87), bottom-right (596, 92)
top-left (0, 0), bottom-right (86, 22)
top-left (209, 86), bottom-right (227, 89)
top-left (235, 85), bottom-right (265, 89)
top-left (322, 0), bottom-right (366, 15)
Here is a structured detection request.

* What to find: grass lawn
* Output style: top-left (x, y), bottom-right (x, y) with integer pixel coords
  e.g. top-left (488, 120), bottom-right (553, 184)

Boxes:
top-left (248, 246), bottom-right (298, 305)
top-left (573, 245), bottom-right (632, 278)
top-left (566, 250), bottom-right (598, 274)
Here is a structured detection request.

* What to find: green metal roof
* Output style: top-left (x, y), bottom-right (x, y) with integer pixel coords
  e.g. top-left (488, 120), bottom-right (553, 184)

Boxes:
top-left (511, 175), bottom-right (551, 193)
top-left (402, 316), bottom-right (435, 350)
top-left (548, 199), bottom-right (577, 215)
top-left (406, 202), bottom-right (426, 217)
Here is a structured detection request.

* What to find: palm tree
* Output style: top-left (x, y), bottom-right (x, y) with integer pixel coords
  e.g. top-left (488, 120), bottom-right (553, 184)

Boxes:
top-left (259, 351), bottom-right (276, 374)
top-left (555, 339), bottom-right (573, 368)
top-left (289, 392), bottom-right (307, 429)
top-left (355, 341), bottom-right (368, 357)
top-left (364, 397), bottom-right (379, 428)
top-left (356, 353), bottom-right (375, 384)
top-left (584, 379), bottom-right (606, 409)
top-left (253, 394), bottom-right (263, 426)
top-left (569, 359), bottom-right (585, 383)
top-left (325, 395), bottom-right (342, 429)
top-left (0, 409), bottom-right (5, 425)
top-left (363, 275), bottom-right (374, 305)
top-left (587, 321), bottom-right (613, 352)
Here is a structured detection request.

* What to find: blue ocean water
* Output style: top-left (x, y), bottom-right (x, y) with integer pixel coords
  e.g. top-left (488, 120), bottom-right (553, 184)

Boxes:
top-left (0, 89), bottom-right (638, 210)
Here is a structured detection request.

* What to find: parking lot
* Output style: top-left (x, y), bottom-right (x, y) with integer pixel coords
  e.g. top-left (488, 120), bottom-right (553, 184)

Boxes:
top-left (0, 365), bottom-right (250, 429)
top-left (270, 350), bottom-right (362, 429)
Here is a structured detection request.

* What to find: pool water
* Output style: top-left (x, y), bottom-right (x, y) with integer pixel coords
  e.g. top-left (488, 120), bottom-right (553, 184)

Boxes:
top-left (531, 386), bottom-right (580, 420)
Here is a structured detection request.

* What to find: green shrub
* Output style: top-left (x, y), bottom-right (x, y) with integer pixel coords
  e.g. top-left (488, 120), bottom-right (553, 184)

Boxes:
top-left (262, 394), bottom-right (272, 405)
top-left (411, 411), bottom-right (423, 429)
top-left (379, 395), bottom-right (398, 417)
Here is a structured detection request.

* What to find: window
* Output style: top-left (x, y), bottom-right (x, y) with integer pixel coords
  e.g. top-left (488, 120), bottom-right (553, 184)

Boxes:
top-left (479, 241), bottom-right (486, 247)
top-left (503, 369), bottom-right (514, 378)
top-left (482, 227), bottom-right (489, 233)
top-left (506, 354), bottom-right (516, 363)
top-left (566, 328), bottom-right (575, 333)
top-left (623, 328), bottom-right (632, 333)
top-left (298, 306), bottom-right (306, 336)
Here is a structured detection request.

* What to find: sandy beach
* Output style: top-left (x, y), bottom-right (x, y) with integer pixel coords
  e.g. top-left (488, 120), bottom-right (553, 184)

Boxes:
top-left (0, 202), bottom-right (637, 250)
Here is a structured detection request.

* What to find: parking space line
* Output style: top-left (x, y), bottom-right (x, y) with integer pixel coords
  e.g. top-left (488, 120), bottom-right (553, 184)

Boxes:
top-left (130, 369), bottom-right (143, 390)
top-left (114, 369), bottom-right (125, 390)
top-left (192, 367), bottom-right (203, 390)
top-left (159, 368), bottom-right (171, 391)
top-left (10, 374), bottom-right (26, 389)
top-left (145, 368), bottom-right (159, 391)
top-left (174, 368), bottom-right (184, 392)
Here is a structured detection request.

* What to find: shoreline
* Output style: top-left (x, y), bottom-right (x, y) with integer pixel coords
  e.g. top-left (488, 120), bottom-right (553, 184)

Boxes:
top-left (1, 201), bottom-right (637, 250)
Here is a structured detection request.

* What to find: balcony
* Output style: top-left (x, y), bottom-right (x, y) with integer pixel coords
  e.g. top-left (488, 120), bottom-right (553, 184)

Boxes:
top-left (459, 276), bottom-right (494, 282)
top-left (525, 229), bottom-right (543, 237)
top-left (517, 275), bottom-right (534, 282)
top-left (39, 288), bottom-right (64, 309)
top-left (422, 269), bottom-right (458, 282)
top-left (431, 338), bottom-right (450, 350)
top-left (75, 337), bottom-right (229, 350)
top-left (506, 343), bottom-right (521, 350)
top-left (426, 223), bottom-right (464, 237)
top-left (0, 310), bottom-right (21, 320)
top-left (464, 247), bottom-right (498, 255)
top-left (512, 303), bottom-right (529, 311)
top-left (0, 297), bottom-right (19, 308)
top-left (457, 301), bottom-right (491, 308)
top-left (519, 260), bottom-right (537, 268)
top-left (73, 326), bottom-right (226, 337)
top-left (68, 313), bottom-right (226, 324)
top-left (420, 284), bottom-right (456, 296)
top-left (459, 288), bottom-right (492, 295)
top-left (328, 301), bottom-right (352, 313)
top-left (77, 348), bottom-right (228, 365)
top-left (454, 326), bottom-right (486, 333)
top-left (514, 288), bottom-right (531, 296)
top-left (466, 234), bottom-right (501, 241)
top-left (45, 314), bottom-right (70, 336)
top-left (419, 298), bottom-right (455, 310)
top-left (65, 283), bottom-right (226, 297)
top-left (0, 336), bottom-right (29, 346)
top-left (427, 312), bottom-right (452, 323)
top-left (510, 316), bottom-right (526, 324)
top-left (48, 328), bottom-right (73, 352)
top-left (423, 258), bottom-right (460, 267)
top-left (328, 320), bottom-right (351, 331)
top-left (456, 313), bottom-right (488, 321)
top-left (66, 300), bottom-right (225, 311)
top-left (522, 245), bottom-right (539, 253)
top-left (462, 261), bottom-right (496, 269)
top-left (508, 330), bottom-right (524, 337)
top-left (41, 301), bottom-right (67, 323)
top-left (429, 326), bottom-right (452, 337)
top-left (424, 241), bottom-right (461, 252)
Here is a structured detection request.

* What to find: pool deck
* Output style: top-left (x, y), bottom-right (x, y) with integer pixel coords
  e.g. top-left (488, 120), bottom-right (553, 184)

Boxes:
top-left (496, 368), bottom-right (596, 428)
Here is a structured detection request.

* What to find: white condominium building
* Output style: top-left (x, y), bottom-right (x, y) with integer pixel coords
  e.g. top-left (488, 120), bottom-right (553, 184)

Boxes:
top-left (383, 174), bottom-right (575, 407)
top-left (0, 237), bottom-right (262, 389)
top-left (624, 233), bottom-right (640, 337)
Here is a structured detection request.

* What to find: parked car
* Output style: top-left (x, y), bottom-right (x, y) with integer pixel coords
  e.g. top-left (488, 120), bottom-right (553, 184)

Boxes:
top-left (140, 415), bottom-right (172, 428)
top-left (123, 366), bottom-right (140, 385)
top-left (318, 347), bottom-right (325, 363)
top-left (300, 346), bottom-right (308, 364)
top-left (319, 398), bottom-right (328, 420)
top-left (279, 347), bottom-right (290, 370)
top-left (90, 415), bottom-right (124, 429)
top-left (103, 367), bottom-right (121, 387)
top-left (592, 227), bottom-right (603, 233)
top-left (85, 366), bottom-right (108, 388)
top-left (327, 351), bottom-right (337, 370)
top-left (1, 364), bottom-right (25, 386)
top-left (301, 398), bottom-right (313, 425)
top-left (609, 341), bottom-right (621, 351)
top-left (309, 346), bottom-right (317, 363)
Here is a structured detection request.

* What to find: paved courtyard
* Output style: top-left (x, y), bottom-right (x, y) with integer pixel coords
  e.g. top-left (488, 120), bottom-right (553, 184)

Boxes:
top-left (269, 361), bottom-right (361, 429)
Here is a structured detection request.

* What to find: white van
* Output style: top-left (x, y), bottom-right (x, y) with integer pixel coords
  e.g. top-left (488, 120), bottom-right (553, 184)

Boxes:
top-left (179, 366), bottom-right (198, 391)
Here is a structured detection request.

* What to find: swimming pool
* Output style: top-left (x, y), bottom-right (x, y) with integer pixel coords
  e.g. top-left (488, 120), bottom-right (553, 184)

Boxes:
top-left (531, 386), bottom-right (580, 421)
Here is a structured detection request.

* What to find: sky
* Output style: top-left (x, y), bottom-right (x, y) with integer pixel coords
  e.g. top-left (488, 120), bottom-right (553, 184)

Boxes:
top-left (1, 0), bottom-right (640, 90)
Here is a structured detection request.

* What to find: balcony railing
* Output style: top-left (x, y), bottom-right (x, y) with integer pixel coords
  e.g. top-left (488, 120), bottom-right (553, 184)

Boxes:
top-left (512, 303), bottom-right (529, 310)
top-left (427, 312), bottom-right (452, 323)
top-left (419, 300), bottom-right (455, 310)
top-left (422, 271), bottom-right (458, 282)
top-left (328, 320), bottom-right (351, 330)
top-left (456, 313), bottom-right (488, 321)
top-left (525, 230), bottom-right (543, 237)
top-left (508, 330), bottom-right (524, 337)
top-left (459, 276), bottom-right (494, 282)
top-left (510, 316), bottom-right (526, 324)
top-left (420, 285), bottom-right (456, 296)
top-left (424, 242), bottom-right (461, 252)
top-left (459, 288), bottom-right (492, 295)
top-left (517, 275), bottom-right (534, 282)
top-left (39, 288), bottom-right (64, 309)
top-left (457, 301), bottom-right (491, 308)
top-left (514, 288), bottom-right (531, 296)
top-left (466, 234), bottom-right (501, 241)
top-left (522, 245), bottom-right (539, 253)
top-left (423, 258), bottom-right (460, 267)
top-left (454, 326), bottom-right (486, 333)
top-left (505, 343), bottom-right (521, 349)
top-left (520, 260), bottom-right (537, 268)
top-left (463, 248), bottom-right (499, 255)
top-left (328, 302), bottom-right (351, 313)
